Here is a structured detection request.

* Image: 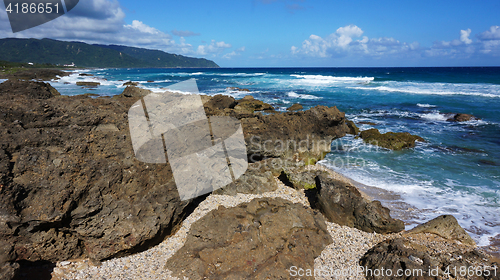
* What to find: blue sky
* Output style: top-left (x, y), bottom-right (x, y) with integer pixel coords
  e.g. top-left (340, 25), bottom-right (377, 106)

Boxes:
top-left (1, 0), bottom-right (499, 67)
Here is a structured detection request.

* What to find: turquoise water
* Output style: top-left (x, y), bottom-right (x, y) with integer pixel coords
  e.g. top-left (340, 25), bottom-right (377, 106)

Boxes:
top-left (49, 67), bottom-right (500, 247)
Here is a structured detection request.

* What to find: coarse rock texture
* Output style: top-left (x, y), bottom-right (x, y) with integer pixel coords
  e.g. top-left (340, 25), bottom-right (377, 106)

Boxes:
top-left (165, 197), bottom-right (332, 279)
top-left (346, 120), bottom-right (360, 135)
top-left (447, 113), bottom-right (480, 122)
top-left (0, 80), bottom-right (194, 278)
top-left (359, 128), bottom-right (424, 150)
top-left (406, 215), bottom-right (476, 246)
top-left (0, 81), bottom-right (350, 279)
top-left (213, 162), bottom-right (278, 195)
top-left (314, 174), bottom-right (405, 234)
top-left (233, 95), bottom-right (274, 114)
top-left (360, 233), bottom-right (499, 280)
top-left (287, 103), bottom-right (303, 111)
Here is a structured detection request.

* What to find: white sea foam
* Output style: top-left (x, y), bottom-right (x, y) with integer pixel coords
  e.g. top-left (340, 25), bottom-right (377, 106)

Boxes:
top-left (290, 74), bottom-right (374, 85)
top-left (350, 81), bottom-right (500, 98)
top-left (420, 112), bottom-right (448, 121)
top-left (417, 103), bottom-right (437, 108)
top-left (287, 91), bottom-right (322, 100)
top-left (0, 79), bottom-right (7, 84)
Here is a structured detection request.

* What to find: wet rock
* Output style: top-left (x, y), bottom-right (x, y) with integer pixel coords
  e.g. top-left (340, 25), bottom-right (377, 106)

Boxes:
top-left (76, 81), bottom-right (100, 87)
top-left (359, 128), bottom-right (424, 150)
top-left (315, 174), bottom-right (404, 234)
top-left (287, 103), bottom-right (303, 111)
top-left (447, 113), bottom-right (480, 122)
top-left (406, 215), bottom-right (475, 246)
top-left (165, 197), bottom-right (332, 279)
top-left (227, 86), bottom-right (250, 92)
top-left (79, 73), bottom-right (93, 77)
top-left (360, 234), bottom-right (498, 280)
top-left (346, 120), bottom-right (360, 135)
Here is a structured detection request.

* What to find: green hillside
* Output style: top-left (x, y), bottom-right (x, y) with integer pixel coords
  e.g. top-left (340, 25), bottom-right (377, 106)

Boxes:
top-left (0, 38), bottom-right (219, 68)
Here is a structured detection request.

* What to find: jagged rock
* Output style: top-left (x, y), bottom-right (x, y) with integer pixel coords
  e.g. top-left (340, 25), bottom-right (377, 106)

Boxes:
top-left (280, 167), bottom-right (327, 190)
top-left (0, 81), bottom-right (193, 277)
top-left (287, 103), bottom-right (303, 111)
top-left (122, 81), bottom-right (138, 86)
top-left (360, 234), bottom-right (498, 280)
top-left (243, 105), bottom-right (349, 164)
top-left (203, 94), bottom-right (237, 115)
top-left (213, 162), bottom-right (278, 195)
top-left (346, 120), bottom-right (360, 135)
top-left (315, 174), bottom-right (404, 234)
top-left (234, 95), bottom-right (274, 113)
top-left (447, 113), bottom-right (479, 122)
top-left (406, 215), bottom-right (475, 246)
top-left (76, 81), bottom-right (100, 87)
top-left (117, 85), bottom-right (151, 98)
top-left (0, 79), bottom-right (60, 99)
top-left (165, 197), bottom-right (332, 279)
top-left (79, 73), bottom-right (93, 77)
top-left (359, 128), bottom-right (424, 150)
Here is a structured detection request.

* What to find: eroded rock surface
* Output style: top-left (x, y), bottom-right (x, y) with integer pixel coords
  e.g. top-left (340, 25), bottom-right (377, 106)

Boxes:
top-left (165, 197), bottom-right (332, 279)
top-left (315, 174), bottom-right (404, 234)
top-left (359, 128), bottom-right (424, 150)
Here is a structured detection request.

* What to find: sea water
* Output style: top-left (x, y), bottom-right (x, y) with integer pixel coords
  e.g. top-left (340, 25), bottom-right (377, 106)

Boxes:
top-left (50, 67), bottom-right (500, 248)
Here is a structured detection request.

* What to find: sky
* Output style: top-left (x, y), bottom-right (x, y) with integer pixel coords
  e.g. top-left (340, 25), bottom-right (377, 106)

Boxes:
top-left (0, 0), bottom-right (499, 67)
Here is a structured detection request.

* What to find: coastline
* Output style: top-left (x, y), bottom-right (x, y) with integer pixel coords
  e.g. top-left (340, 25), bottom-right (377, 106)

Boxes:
top-left (1, 72), bottom-right (498, 279)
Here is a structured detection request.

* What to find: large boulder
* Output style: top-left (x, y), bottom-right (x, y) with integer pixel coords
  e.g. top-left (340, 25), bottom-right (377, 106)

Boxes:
top-left (346, 120), bottom-right (360, 135)
top-left (287, 103), bottom-right (303, 111)
top-left (359, 128), bottom-right (424, 150)
top-left (165, 197), bottom-right (332, 279)
top-left (213, 162), bottom-right (278, 195)
top-left (315, 174), bottom-right (404, 234)
top-left (234, 95), bottom-right (274, 113)
top-left (406, 215), bottom-right (475, 246)
top-left (0, 81), bottom-right (193, 277)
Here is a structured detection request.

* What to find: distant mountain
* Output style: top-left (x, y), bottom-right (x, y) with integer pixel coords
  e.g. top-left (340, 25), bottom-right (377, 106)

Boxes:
top-left (0, 38), bottom-right (219, 68)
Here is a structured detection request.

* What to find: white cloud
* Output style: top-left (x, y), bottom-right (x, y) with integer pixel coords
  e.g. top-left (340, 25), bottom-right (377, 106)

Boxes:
top-left (460, 28), bottom-right (472, 44)
top-left (125, 20), bottom-right (160, 35)
top-left (478, 26), bottom-right (500, 40)
top-left (291, 24), bottom-right (416, 58)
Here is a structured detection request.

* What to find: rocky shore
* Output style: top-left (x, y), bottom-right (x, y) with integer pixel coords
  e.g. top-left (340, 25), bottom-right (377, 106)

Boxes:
top-left (0, 76), bottom-right (498, 279)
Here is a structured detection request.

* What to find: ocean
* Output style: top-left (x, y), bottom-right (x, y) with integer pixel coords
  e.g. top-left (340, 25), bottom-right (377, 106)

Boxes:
top-left (48, 67), bottom-right (500, 249)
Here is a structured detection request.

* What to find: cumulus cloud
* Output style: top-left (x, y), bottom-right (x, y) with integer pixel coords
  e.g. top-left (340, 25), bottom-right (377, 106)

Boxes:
top-left (460, 28), bottom-right (472, 44)
top-left (291, 24), bottom-right (418, 58)
top-left (478, 26), bottom-right (500, 40)
top-left (0, 0), bottom-right (233, 59)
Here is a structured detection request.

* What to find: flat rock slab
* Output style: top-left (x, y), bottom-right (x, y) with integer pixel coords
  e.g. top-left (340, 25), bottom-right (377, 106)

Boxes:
top-left (165, 197), bottom-right (332, 279)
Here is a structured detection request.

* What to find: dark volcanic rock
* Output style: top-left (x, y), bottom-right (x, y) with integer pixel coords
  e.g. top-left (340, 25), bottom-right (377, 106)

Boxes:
top-left (447, 113), bottom-right (480, 122)
top-left (165, 197), bottom-right (332, 279)
top-left (315, 175), bottom-right (404, 234)
top-left (359, 128), bottom-right (424, 150)
top-left (287, 103), bottom-right (303, 111)
top-left (0, 81), bottom-right (193, 277)
top-left (360, 234), bottom-right (498, 280)
top-left (346, 120), bottom-right (360, 135)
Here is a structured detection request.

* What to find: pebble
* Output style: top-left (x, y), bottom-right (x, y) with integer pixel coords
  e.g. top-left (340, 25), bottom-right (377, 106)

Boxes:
top-left (53, 168), bottom-right (396, 280)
